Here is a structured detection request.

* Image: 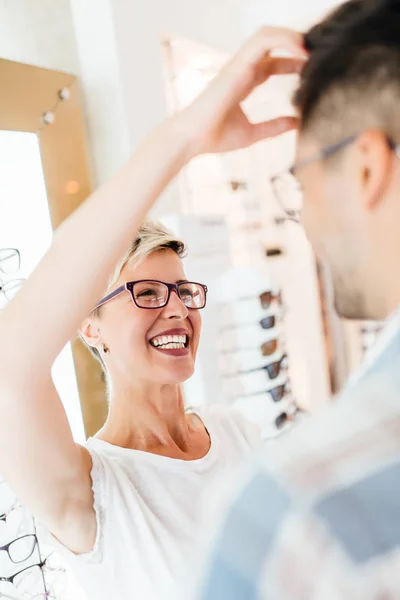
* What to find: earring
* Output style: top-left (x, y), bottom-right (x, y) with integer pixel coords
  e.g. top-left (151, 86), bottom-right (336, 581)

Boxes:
top-left (102, 344), bottom-right (109, 354)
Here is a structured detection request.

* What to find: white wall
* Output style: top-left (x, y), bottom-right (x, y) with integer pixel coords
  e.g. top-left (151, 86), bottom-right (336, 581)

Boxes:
top-left (69, 0), bottom-right (343, 210)
top-left (0, 0), bottom-right (79, 73)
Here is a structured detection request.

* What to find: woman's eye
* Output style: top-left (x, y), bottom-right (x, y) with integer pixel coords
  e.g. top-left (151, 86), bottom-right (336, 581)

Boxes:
top-left (180, 288), bottom-right (194, 299)
top-left (137, 288), bottom-right (157, 298)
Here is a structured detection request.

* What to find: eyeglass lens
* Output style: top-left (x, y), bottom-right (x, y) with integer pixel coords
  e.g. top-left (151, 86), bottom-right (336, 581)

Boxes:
top-left (260, 315), bottom-right (276, 330)
top-left (1, 534), bottom-right (37, 563)
top-left (0, 249), bottom-right (20, 275)
top-left (131, 281), bottom-right (205, 309)
top-left (1, 563), bottom-right (46, 597)
top-left (259, 290), bottom-right (282, 310)
top-left (260, 339), bottom-right (278, 356)
top-left (269, 384), bottom-right (290, 403)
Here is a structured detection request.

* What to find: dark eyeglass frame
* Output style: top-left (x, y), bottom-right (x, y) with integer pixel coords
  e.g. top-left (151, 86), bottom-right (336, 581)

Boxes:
top-left (246, 354), bottom-right (288, 380)
top-left (236, 381), bottom-right (290, 403)
top-left (94, 280), bottom-right (208, 311)
top-left (0, 560), bottom-right (47, 592)
top-left (226, 353), bottom-right (288, 381)
top-left (271, 134), bottom-right (400, 223)
top-left (0, 248), bottom-right (20, 275)
top-left (0, 533), bottom-right (38, 564)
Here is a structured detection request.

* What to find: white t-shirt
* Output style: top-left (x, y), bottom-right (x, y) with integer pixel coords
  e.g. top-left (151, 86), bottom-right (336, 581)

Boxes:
top-left (42, 406), bottom-right (261, 600)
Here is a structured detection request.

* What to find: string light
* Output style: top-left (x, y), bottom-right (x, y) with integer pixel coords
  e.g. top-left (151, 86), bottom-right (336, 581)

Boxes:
top-left (38, 81), bottom-right (75, 132)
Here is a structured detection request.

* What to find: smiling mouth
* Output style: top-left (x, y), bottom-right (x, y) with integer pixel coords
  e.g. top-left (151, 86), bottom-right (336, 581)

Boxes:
top-left (149, 334), bottom-right (189, 350)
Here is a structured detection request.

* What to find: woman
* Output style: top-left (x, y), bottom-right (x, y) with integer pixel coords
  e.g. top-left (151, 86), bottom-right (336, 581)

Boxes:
top-left (0, 27), bottom-right (306, 600)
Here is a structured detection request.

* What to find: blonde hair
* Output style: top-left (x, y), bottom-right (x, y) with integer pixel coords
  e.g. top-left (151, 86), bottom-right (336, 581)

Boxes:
top-left (81, 219), bottom-right (186, 368)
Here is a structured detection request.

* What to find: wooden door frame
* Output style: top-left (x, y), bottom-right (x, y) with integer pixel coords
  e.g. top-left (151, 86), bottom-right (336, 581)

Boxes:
top-left (0, 58), bottom-right (107, 436)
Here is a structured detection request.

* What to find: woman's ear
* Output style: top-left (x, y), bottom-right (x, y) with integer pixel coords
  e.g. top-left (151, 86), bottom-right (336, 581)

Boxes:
top-left (80, 317), bottom-right (102, 349)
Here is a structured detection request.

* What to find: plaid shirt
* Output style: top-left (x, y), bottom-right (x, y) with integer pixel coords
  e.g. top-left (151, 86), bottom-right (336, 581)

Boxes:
top-left (194, 324), bottom-right (400, 600)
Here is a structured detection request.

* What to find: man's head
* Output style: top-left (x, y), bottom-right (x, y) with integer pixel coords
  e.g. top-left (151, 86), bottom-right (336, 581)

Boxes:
top-left (294, 0), bottom-right (400, 320)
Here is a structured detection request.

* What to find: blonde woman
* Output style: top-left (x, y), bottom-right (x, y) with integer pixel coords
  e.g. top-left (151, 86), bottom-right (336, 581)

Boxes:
top-left (0, 28), bottom-right (306, 600)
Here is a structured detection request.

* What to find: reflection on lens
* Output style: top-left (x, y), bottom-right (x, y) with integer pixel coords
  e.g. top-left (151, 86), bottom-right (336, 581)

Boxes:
top-left (178, 283), bottom-right (206, 309)
top-left (133, 282), bottom-right (168, 308)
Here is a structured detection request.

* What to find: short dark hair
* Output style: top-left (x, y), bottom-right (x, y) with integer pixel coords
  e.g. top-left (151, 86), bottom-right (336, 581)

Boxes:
top-left (294, 0), bottom-right (400, 142)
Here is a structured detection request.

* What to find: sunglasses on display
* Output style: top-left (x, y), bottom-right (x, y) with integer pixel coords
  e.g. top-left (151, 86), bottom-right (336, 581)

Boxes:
top-left (235, 382), bottom-right (290, 403)
top-left (260, 315), bottom-right (277, 330)
top-left (226, 354), bottom-right (288, 381)
top-left (220, 315), bottom-right (278, 333)
top-left (238, 290), bottom-right (282, 310)
top-left (245, 354), bottom-right (288, 380)
top-left (94, 280), bottom-right (208, 311)
top-left (229, 180), bottom-right (248, 192)
top-left (261, 338), bottom-right (279, 356)
top-left (275, 404), bottom-right (307, 430)
top-left (220, 338), bottom-right (280, 357)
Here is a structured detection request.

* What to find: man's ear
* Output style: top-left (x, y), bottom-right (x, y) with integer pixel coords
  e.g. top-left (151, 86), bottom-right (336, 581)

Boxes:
top-left (80, 317), bottom-right (102, 349)
top-left (356, 129), bottom-right (393, 211)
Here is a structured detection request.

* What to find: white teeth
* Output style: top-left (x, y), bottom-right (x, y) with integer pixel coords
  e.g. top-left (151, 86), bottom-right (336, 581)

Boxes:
top-left (150, 334), bottom-right (188, 348)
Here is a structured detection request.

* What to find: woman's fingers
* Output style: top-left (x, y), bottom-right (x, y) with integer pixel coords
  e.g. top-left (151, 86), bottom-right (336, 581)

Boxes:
top-left (249, 116), bottom-right (299, 145)
top-left (238, 27), bottom-right (308, 66)
top-left (252, 56), bottom-right (306, 88)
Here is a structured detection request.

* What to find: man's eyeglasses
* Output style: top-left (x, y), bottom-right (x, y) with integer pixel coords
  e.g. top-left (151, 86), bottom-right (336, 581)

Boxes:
top-left (271, 134), bottom-right (400, 223)
top-left (0, 248), bottom-right (20, 275)
top-left (94, 280), bottom-right (208, 311)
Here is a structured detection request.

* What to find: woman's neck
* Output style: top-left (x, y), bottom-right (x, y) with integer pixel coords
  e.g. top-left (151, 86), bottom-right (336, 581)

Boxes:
top-left (95, 382), bottom-right (202, 455)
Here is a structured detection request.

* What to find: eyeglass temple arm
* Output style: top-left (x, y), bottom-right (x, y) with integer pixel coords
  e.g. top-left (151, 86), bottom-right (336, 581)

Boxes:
top-left (93, 284), bottom-right (126, 310)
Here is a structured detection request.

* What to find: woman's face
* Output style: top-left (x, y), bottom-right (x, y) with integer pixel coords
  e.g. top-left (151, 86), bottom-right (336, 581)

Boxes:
top-left (90, 250), bottom-right (202, 385)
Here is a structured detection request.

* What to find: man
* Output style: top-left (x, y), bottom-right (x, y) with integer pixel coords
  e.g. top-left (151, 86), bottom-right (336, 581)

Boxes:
top-left (194, 0), bottom-right (400, 598)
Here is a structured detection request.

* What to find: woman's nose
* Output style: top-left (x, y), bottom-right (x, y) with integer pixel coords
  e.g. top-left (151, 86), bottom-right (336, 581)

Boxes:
top-left (162, 289), bottom-right (189, 319)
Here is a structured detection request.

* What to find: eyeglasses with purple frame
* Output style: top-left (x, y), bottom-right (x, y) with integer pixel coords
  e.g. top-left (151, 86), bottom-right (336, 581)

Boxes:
top-left (93, 280), bottom-right (208, 311)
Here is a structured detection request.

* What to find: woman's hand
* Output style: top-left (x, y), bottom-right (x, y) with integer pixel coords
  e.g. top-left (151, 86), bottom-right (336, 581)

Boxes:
top-left (181, 27), bottom-right (308, 157)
